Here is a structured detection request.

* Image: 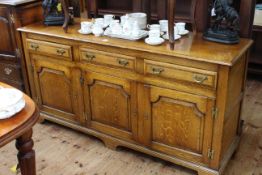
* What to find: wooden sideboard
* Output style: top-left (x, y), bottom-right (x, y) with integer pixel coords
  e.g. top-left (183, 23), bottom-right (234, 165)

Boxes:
top-left (19, 21), bottom-right (252, 175)
top-left (0, 0), bottom-right (42, 93)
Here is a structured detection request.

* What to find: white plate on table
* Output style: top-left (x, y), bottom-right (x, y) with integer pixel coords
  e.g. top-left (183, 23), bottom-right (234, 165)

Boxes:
top-left (0, 88), bottom-right (25, 120)
top-left (145, 37), bottom-right (165, 46)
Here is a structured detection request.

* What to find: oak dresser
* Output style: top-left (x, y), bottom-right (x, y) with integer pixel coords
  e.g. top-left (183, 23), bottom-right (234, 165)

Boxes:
top-left (18, 21), bottom-right (252, 175)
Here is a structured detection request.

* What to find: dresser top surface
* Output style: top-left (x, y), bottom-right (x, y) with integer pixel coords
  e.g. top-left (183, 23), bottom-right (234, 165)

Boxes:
top-left (18, 21), bottom-right (253, 66)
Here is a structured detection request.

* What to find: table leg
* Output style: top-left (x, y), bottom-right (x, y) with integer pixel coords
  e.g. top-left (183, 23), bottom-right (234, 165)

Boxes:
top-left (16, 129), bottom-right (36, 175)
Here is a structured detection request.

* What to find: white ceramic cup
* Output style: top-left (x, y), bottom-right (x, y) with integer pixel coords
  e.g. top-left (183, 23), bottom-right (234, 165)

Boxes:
top-left (92, 24), bottom-right (104, 37)
top-left (104, 14), bottom-right (115, 26)
top-left (94, 18), bottom-right (104, 27)
top-left (159, 20), bottom-right (168, 32)
top-left (147, 24), bottom-right (161, 31)
top-left (148, 29), bottom-right (161, 39)
top-left (81, 21), bottom-right (92, 33)
top-left (176, 22), bottom-right (186, 34)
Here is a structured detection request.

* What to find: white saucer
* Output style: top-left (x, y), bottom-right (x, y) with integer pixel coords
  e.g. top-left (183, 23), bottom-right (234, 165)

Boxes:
top-left (145, 37), bottom-right (165, 46)
top-left (179, 30), bottom-right (189, 36)
top-left (78, 29), bottom-right (92, 35)
top-left (162, 34), bottom-right (181, 40)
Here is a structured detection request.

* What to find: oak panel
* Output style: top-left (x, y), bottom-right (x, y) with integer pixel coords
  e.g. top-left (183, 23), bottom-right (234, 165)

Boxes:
top-left (31, 57), bottom-right (82, 123)
top-left (145, 85), bottom-right (214, 164)
top-left (84, 71), bottom-right (138, 141)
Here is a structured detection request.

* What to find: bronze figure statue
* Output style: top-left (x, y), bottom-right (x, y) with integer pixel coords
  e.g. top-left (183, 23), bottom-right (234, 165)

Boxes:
top-left (203, 0), bottom-right (240, 44)
top-left (42, 0), bottom-right (70, 33)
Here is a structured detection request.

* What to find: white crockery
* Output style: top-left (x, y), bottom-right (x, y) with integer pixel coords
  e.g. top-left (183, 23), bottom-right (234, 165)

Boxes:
top-left (0, 88), bottom-right (25, 119)
top-left (0, 98), bottom-right (25, 119)
top-left (104, 14), bottom-right (115, 26)
top-left (148, 29), bottom-right (161, 39)
top-left (109, 19), bottom-right (120, 28)
top-left (159, 20), bottom-right (168, 32)
top-left (167, 26), bottom-right (179, 35)
top-left (179, 29), bottom-right (189, 36)
top-left (81, 21), bottom-right (92, 33)
top-left (92, 25), bottom-right (104, 37)
top-left (147, 24), bottom-right (161, 31)
top-left (132, 21), bottom-right (141, 37)
top-left (123, 18), bottom-right (133, 35)
top-left (94, 18), bottom-right (104, 27)
top-left (176, 22), bottom-right (186, 34)
top-left (111, 22), bottom-right (122, 35)
top-left (0, 88), bottom-right (23, 110)
top-left (145, 37), bottom-right (165, 46)
top-left (162, 34), bottom-right (181, 40)
top-left (128, 12), bottom-right (147, 29)
top-left (120, 15), bottom-right (129, 26)
top-left (78, 29), bottom-right (92, 35)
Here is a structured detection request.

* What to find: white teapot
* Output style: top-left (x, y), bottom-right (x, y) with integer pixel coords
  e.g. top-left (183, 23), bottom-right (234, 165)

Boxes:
top-left (111, 22), bottom-right (122, 35)
top-left (92, 24), bottom-right (104, 37)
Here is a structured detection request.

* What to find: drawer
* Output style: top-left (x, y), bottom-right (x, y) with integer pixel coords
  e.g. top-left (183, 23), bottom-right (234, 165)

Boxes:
top-left (26, 39), bottom-right (73, 61)
top-left (0, 62), bottom-right (22, 82)
top-left (144, 60), bottom-right (217, 88)
top-left (80, 48), bottom-right (136, 71)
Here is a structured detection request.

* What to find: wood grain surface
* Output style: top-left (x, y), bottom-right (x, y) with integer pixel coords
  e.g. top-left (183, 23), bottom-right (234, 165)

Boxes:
top-left (0, 82), bottom-right (38, 147)
top-left (18, 19), bottom-right (253, 66)
top-left (0, 78), bottom-right (261, 175)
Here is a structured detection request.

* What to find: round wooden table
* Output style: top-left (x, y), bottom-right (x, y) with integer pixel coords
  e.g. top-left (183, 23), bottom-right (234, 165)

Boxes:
top-left (0, 82), bottom-right (39, 175)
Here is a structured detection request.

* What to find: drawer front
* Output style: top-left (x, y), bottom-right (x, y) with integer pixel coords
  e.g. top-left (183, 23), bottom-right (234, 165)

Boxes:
top-left (80, 48), bottom-right (136, 71)
top-left (26, 39), bottom-right (72, 60)
top-left (144, 60), bottom-right (217, 88)
top-left (0, 63), bottom-right (22, 82)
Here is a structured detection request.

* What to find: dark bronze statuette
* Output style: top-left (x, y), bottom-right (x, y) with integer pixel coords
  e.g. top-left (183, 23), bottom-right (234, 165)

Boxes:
top-left (203, 0), bottom-right (240, 44)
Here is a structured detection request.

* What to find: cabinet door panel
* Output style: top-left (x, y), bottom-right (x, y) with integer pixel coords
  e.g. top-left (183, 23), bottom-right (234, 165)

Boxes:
top-left (90, 81), bottom-right (130, 130)
top-left (84, 71), bottom-right (137, 141)
top-left (38, 68), bottom-right (73, 113)
top-left (31, 57), bottom-right (83, 123)
top-left (152, 97), bottom-right (205, 153)
top-left (140, 85), bottom-right (214, 164)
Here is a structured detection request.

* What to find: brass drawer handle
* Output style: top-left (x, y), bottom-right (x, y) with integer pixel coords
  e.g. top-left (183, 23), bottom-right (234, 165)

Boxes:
top-left (56, 49), bottom-right (66, 56)
top-left (117, 59), bottom-right (129, 66)
top-left (193, 74), bottom-right (208, 84)
top-left (30, 43), bottom-right (39, 51)
top-left (151, 67), bottom-right (164, 75)
top-left (4, 67), bottom-right (12, 75)
top-left (85, 53), bottom-right (95, 61)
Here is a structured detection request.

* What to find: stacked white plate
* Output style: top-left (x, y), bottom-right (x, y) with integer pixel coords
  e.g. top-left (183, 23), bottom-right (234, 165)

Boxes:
top-left (0, 88), bottom-right (25, 120)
